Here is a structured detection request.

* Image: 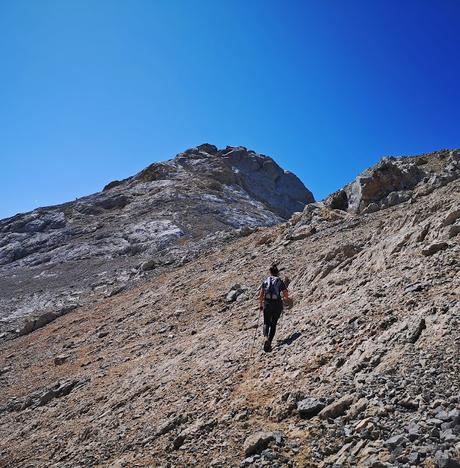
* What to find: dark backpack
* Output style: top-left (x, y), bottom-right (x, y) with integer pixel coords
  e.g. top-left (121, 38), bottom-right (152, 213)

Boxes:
top-left (264, 276), bottom-right (282, 301)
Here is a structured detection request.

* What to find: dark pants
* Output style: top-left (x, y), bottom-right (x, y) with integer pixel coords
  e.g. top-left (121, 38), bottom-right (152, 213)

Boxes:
top-left (263, 301), bottom-right (282, 343)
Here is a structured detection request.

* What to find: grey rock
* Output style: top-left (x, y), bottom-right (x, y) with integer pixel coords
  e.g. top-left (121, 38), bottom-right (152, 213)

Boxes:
top-left (297, 398), bottom-right (325, 418)
top-left (441, 421), bottom-right (453, 431)
top-left (172, 434), bottom-right (185, 450)
top-left (240, 456), bottom-right (256, 467)
top-left (102, 179), bottom-right (123, 191)
top-left (17, 304), bottom-right (78, 336)
top-left (0, 366), bottom-right (12, 375)
top-left (398, 396), bottom-right (419, 410)
top-left (436, 410), bottom-right (452, 421)
top-left (441, 208), bottom-right (460, 227)
top-left (347, 398), bottom-right (369, 420)
top-left (54, 354), bottom-right (69, 366)
top-left (435, 450), bottom-right (460, 468)
top-left (383, 190), bottom-right (412, 207)
top-left (95, 194), bottom-right (130, 210)
top-left (404, 282), bottom-right (425, 293)
top-left (406, 422), bottom-right (420, 441)
top-left (260, 449), bottom-right (277, 461)
top-left (140, 259), bottom-right (156, 271)
top-left (447, 224), bottom-right (460, 238)
top-left (243, 432), bottom-right (275, 457)
top-left (407, 318), bottom-right (426, 343)
top-left (326, 189), bottom-right (349, 211)
top-left (0, 378), bottom-right (86, 414)
top-left (156, 415), bottom-right (186, 436)
top-left (226, 285), bottom-right (245, 303)
top-left (362, 203), bottom-right (380, 214)
top-left (440, 429), bottom-right (457, 442)
top-left (272, 431), bottom-right (285, 446)
top-left (106, 285), bottom-right (125, 297)
top-left (319, 394), bottom-right (354, 419)
top-left (428, 418), bottom-right (444, 426)
top-left (448, 409), bottom-right (460, 424)
top-left (422, 242), bottom-right (449, 256)
top-left (216, 146), bottom-right (314, 219)
top-left (384, 434), bottom-right (406, 449)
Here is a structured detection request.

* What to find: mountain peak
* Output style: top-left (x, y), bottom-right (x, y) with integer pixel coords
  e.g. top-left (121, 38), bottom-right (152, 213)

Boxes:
top-left (0, 144), bottom-right (313, 339)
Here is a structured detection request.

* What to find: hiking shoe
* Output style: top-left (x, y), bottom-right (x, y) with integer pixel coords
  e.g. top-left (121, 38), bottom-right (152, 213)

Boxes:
top-left (263, 340), bottom-right (271, 352)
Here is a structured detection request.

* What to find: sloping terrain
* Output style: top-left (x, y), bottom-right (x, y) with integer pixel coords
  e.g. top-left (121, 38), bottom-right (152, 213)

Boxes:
top-left (0, 144), bottom-right (313, 340)
top-left (0, 150), bottom-right (459, 467)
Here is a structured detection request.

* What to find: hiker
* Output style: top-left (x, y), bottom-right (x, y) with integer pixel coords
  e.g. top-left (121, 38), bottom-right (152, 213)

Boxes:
top-left (258, 264), bottom-right (289, 352)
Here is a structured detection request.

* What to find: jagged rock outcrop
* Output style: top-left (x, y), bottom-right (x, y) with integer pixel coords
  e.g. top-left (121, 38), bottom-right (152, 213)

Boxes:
top-left (0, 145), bottom-right (313, 340)
top-left (0, 149), bottom-right (458, 467)
top-left (325, 149), bottom-right (460, 213)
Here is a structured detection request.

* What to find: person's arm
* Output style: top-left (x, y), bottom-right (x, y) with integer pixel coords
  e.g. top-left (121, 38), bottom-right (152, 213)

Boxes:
top-left (259, 288), bottom-right (264, 310)
top-left (279, 279), bottom-right (288, 299)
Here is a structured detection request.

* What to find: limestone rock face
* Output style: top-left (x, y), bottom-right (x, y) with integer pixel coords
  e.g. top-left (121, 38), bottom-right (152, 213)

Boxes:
top-left (217, 146), bottom-right (313, 218)
top-left (325, 149), bottom-right (460, 213)
top-left (0, 144), bottom-right (313, 338)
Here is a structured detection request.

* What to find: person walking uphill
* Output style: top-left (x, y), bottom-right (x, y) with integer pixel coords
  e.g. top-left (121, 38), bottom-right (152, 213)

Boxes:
top-left (258, 265), bottom-right (289, 352)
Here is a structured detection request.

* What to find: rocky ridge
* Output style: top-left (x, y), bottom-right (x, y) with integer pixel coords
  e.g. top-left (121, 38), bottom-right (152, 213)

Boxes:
top-left (325, 149), bottom-right (459, 214)
top-left (0, 148), bottom-right (459, 467)
top-left (0, 144), bottom-right (313, 340)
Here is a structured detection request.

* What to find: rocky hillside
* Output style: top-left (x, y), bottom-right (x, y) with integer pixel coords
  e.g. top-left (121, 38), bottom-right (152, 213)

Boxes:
top-left (0, 144), bottom-right (313, 340)
top-left (0, 149), bottom-right (459, 467)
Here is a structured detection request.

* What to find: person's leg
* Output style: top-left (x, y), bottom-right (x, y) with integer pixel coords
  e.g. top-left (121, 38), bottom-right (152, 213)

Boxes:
top-left (263, 306), bottom-right (270, 338)
top-left (268, 306), bottom-right (282, 343)
top-left (263, 305), bottom-right (274, 351)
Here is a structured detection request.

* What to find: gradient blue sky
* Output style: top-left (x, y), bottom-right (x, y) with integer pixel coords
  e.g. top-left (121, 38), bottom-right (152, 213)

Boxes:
top-left (1, 1), bottom-right (459, 219)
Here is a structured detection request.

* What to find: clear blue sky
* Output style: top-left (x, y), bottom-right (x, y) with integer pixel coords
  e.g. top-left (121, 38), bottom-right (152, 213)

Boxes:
top-left (1, 1), bottom-right (459, 219)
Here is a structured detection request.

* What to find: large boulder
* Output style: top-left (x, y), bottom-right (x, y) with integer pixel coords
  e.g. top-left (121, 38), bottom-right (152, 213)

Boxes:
top-left (346, 158), bottom-right (423, 213)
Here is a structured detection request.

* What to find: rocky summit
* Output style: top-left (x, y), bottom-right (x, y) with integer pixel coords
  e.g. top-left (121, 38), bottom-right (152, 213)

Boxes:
top-left (0, 148), bottom-right (459, 467)
top-left (0, 144), bottom-right (313, 340)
